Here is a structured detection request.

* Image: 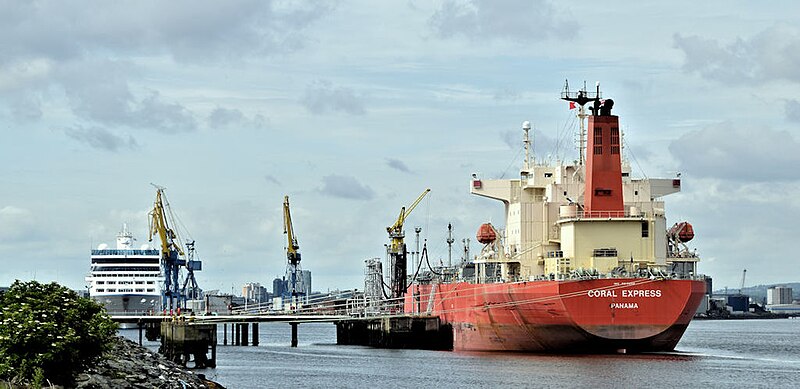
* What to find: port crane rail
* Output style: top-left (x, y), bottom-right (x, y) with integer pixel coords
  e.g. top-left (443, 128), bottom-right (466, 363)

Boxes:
top-left (148, 186), bottom-right (202, 311)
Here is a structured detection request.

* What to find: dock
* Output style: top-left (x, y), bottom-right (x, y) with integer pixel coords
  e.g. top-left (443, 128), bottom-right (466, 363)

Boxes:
top-left (336, 315), bottom-right (453, 350)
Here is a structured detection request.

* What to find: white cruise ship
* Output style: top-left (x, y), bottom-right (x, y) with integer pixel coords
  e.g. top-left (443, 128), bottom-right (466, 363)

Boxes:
top-left (86, 224), bottom-right (162, 315)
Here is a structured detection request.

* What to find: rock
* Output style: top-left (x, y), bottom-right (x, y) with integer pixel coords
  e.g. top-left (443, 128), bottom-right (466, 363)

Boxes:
top-left (74, 336), bottom-right (210, 389)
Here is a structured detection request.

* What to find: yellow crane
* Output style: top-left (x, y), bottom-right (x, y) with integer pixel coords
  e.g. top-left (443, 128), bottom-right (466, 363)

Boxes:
top-left (148, 186), bottom-right (201, 312)
top-left (386, 188), bottom-right (430, 299)
top-left (283, 195), bottom-right (303, 299)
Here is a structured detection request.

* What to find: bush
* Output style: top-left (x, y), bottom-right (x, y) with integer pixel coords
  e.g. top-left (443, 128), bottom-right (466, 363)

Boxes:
top-left (0, 280), bottom-right (118, 386)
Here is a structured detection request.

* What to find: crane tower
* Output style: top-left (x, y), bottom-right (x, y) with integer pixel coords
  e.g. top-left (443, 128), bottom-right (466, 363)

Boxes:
top-left (386, 188), bottom-right (430, 299)
top-left (148, 186), bottom-right (202, 311)
top-left (283, 196), bottom-right (305, 307)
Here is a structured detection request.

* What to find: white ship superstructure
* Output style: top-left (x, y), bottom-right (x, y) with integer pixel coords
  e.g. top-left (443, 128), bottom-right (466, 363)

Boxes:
top-left (85, 224), bottom-right (162, 314)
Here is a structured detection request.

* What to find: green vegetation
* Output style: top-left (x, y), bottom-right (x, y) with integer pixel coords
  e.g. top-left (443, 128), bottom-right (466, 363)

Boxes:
top-left (0, 280), bottom-right (118, 387)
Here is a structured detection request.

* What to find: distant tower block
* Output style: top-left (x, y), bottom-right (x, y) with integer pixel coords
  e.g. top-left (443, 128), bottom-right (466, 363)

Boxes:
top-left (584, 112), bottom-right (623, 215)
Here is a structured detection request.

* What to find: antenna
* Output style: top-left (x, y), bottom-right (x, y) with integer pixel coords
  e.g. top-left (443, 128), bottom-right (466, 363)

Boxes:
top-left (446, 223), bottom-right (455, 267)
top-left (522, 121), bottom-right (532, 171)
top-left (560, 80), bottom-right (601, 165)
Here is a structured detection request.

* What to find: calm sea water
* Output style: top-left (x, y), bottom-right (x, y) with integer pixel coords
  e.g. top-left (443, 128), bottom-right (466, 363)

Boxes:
top-left (121, 319), bottom-right (800, 388)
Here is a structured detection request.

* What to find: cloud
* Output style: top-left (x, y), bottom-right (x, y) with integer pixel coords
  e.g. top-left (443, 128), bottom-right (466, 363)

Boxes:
top-left (64, 126), bottom-right (139, 152)
top-left (669, 122), bottom-right (800, 182)
top-left (207, 107), bottom-right (267, 130)
top-left (301, 80), bottom-right (366, 115)
top-left (674, 24), bottom-right (800, 84)
top-left (9, 93), bottom-right (42, 121)
top-left (386, 158), bottom-right (412, 173)
top-left (785, 99), bottom-right (800, 123)
top-left (55, 59), bottom-right (197, 133)
top-left (0, 1), bottom-right (334, 64)
top-left (0, 206), bottom-right (39, 242)
top-left (264, 175), bottom-right (281, 185)
top-left (492, 88), bottom-right (521, 101)
top-left (317, 175), bottom-right (375, 200)
top-left (429, 0), bottom-right (578, 43)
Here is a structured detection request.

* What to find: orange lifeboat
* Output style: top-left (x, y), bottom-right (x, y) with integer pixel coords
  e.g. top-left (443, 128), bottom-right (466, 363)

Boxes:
top-left (669, 222), bottom-right (694, 242)
top-left (476, 223), bottom-right (497, 244)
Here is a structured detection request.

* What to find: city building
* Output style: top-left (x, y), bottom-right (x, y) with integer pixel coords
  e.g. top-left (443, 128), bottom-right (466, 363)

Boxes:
top-left (767, 286), bottom-right (793, 305)
top-left (273, 277), bottom-right (286, 297)
top-left (242, 282), bottom-right (269, 303)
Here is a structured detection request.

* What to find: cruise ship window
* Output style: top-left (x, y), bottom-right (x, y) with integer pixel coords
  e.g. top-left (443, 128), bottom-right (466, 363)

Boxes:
top-left (641, 221), bottom-right (649, 238)
top-left (97, 289), bottom-right (104, 292)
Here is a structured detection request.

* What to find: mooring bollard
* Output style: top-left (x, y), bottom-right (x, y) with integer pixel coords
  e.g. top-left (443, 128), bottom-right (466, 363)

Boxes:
top-left (291, 322), bottom-right (298, 347)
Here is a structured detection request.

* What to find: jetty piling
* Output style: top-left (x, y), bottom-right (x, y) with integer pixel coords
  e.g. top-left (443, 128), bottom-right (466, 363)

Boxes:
top-left (159, 321), bottom-right (217, 368)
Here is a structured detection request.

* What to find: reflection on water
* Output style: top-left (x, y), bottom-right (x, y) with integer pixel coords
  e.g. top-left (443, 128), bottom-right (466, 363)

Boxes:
top-left (120, 319), bottom-right (800, 388)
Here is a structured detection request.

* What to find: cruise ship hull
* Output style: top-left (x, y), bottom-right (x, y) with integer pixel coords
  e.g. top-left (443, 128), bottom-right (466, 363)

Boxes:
top-left (405, 278), bottom-right (705, 352)
top-left (92, 294), bottom-right (161, 316)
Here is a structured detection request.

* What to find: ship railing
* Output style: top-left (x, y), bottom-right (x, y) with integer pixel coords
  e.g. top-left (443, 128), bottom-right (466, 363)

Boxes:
top-left (91, 249), bottom-right (160, 256)
top-left (573, 210), bottom-right (643, 219)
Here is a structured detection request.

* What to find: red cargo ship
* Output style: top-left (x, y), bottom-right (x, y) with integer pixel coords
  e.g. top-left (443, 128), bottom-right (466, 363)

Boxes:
top-left (403, 82), bottom-right (705, 352)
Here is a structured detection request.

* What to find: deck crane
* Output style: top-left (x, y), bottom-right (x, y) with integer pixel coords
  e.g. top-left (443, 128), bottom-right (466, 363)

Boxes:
top-left (283, 196), bottom-right (304, 305)
top-left (148, 186), bottom-right (201, 312)
top-left (387, 188), bottom-right (430, 299)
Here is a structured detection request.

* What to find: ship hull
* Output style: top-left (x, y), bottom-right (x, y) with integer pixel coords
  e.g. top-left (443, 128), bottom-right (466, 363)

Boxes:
top-left (405, 278), bottom-right (705, 352)
top-left (91, 294), bottom-right (161, 316)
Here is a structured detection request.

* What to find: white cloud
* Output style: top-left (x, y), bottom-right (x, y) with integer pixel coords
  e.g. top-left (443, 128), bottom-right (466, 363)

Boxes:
top-left (64, 126), bottom-right (139, 152)
top-left (429, 0), bottom-right (578, 43)
top-left (674, 24), bottom-right (800, 84)
top-left (317, 175), bottom-right (375, 200)
top-left (669, 122), bottom-right (800, 182)
top-left (301, 80), bottom-right (366, 115)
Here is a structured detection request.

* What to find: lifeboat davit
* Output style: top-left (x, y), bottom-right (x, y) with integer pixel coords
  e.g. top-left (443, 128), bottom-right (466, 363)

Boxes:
top-left (476, 223), bottom-right (497, 244)
top-left (670, 222), bottom-right (694, 242)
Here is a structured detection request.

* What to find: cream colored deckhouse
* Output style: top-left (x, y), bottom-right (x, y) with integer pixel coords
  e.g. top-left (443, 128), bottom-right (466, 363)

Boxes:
top-left (470, 121), bottom-right (698, 283)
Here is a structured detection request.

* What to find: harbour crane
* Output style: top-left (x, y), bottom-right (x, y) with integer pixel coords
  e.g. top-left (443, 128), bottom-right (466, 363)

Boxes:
top-left (386, 188), bottom-right (430, 299)
top-left (283, 195), bottom-right (304, 305)
top-left (740, 269), bottom-right (747, 294)
top-left (148, 186), bottom-right (201, 312)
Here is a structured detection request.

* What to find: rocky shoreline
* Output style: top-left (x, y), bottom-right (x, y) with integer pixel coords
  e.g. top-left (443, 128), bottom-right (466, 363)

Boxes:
top-left (74, 336), bottom-right (222, 389)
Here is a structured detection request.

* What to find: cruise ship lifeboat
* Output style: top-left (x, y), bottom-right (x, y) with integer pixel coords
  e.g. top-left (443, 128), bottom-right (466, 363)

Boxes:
top-left (476, 223), bottom-right (497, 244)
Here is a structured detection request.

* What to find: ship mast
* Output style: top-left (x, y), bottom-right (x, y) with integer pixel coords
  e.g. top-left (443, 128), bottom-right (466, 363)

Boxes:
top-left (561, 80), bottom-right (601, 165)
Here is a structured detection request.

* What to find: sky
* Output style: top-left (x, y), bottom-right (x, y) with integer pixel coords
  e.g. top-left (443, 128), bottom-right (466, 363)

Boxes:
top-left (1, 1), bottom-right (798, 294)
